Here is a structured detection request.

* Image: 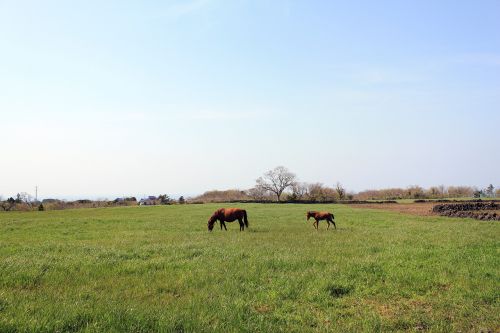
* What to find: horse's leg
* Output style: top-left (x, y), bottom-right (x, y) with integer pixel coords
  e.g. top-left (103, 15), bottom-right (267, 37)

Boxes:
top-left (327, 220), bottom-right (330, 230)
top-left (222, 221), bottom-right (227, 231)
top-left (239, 219), bottom-right (244, 231)
top-left (329, 218), bottom-right (336, 229)
top-left (314, 220), bottom-right (319, 230)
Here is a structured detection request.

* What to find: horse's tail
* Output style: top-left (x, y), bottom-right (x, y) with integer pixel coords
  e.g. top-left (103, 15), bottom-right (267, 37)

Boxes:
top-left (243, 210), bottom-right (249, 228)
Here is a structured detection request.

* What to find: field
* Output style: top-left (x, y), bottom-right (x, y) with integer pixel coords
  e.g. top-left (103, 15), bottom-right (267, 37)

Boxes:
top-left (0, 204), bottom-right (499, 332)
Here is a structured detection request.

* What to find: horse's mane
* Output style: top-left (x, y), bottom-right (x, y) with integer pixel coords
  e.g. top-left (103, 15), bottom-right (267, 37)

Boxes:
top-left (208, 209), bottom-right (222, 222)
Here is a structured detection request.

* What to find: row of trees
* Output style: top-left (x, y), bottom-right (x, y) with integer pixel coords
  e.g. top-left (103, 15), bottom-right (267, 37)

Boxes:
top-left (356, 184), bottom-right (499, 200)
top-left (0, 192), bottom-right (36, 211)
top-left (193, 166), bottom-right (499, 203)
top-left (2, 166), bottom-right (498, 209)
top-left (473, 184), bottom-right (497, 199)
top-left (195, 166), bottom-right (350, 202)
top-left (193, 190), bottom-right (250, 203)
top-left (156, 194), bottom-right (186, 205)
top-left (247, 181), bottom-right (350, 202)
top-left (0, 194), bottom-right (187, 211)
top-left (252, 166), bottom-right (347, 201)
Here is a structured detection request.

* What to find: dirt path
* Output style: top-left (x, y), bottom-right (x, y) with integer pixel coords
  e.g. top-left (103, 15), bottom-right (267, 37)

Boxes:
top-left (349, 203), bottom-right (437, 216)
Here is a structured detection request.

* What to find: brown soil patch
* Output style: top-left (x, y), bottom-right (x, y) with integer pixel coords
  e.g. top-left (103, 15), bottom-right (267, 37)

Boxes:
top-left (253, 304), bottom-right (272, 314)
top-left (351, 201), bottom-right (500, 220)
top-left (360, 298), bottom-right (433, 320)
top-left (349, 203), bottom-right (437, 216)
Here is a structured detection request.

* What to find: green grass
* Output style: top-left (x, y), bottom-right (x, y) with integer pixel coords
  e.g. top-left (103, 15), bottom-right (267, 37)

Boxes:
top-left (0, 204), bottom-right (498, 332)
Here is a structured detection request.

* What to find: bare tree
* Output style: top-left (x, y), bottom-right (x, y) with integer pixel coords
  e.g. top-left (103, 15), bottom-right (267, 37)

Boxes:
top-left (158, 194), bottom-right (171, 205)
top-left (0, 197), bottom-right (16, 211)
top-left (307, 183), bottom-right (325, 201)
top-left (428, 186), bottom-right (444, 198)
top-left (290, 182), bottom-right (308, 201)
top-left (447, 186), bottom-right (474, 198)
top-left (438, 185), bottom-right (447, 197)
top-left (407, 185), bottom-right (425, 199)
top-left (247, 186), bottom-right (270, 201)
top-left (307, 183), bottom-right (337, 202)
top-left (256, 166), bottom-right (296, 201)
top-left (335, 182), bottom-right (346, 200)
top-left (485, 184), bottom-right (495, 198)
top-left (18, 192), bottom-right (34, 207)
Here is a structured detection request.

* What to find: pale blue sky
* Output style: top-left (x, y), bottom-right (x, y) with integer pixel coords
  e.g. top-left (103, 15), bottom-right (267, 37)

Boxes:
top-left (1, 0), bottom-right (499, 199)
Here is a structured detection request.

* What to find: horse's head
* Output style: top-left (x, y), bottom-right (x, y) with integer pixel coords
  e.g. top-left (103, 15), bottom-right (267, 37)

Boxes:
top-left (207, 213), bottom-right (218, 231)
top-left (306, 211), bottom-right (313, 220)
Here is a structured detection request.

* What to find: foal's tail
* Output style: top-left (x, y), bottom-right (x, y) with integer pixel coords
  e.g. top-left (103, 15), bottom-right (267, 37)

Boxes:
top-left (243, 210), bottom-right (249, 228)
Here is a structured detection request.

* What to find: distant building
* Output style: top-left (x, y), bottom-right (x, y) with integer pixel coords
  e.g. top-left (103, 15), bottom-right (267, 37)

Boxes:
top-left (139, 196), bottom-right (157, 205)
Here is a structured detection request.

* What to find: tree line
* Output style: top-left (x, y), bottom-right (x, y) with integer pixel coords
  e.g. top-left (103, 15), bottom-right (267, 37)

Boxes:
top-left (0, 194), bottom-right (187, 212)
top-left (1, 166), bottom-right (498, 210)
top-left (193, 166), bottom-right (499, 203)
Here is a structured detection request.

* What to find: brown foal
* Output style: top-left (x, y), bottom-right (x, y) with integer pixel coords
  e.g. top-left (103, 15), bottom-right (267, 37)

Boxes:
top-left (306, 211), bottom-right (336, 230)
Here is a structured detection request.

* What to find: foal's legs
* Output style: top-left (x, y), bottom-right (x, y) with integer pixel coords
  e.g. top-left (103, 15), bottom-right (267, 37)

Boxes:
top-left (329, 218), bottom-right (336, 229)
top-left (238, 218), bottom-right (244, 231)
top-left (314, 220), bottom-right (319, 230)
top-left (221, 221), bottom-right (227, 231)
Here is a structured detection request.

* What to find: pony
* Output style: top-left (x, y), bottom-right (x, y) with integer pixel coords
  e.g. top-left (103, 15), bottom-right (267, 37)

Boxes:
top-left (208, 208), bottom-right (249, 231)
top-left (306, 211), bottom-right (336, 230)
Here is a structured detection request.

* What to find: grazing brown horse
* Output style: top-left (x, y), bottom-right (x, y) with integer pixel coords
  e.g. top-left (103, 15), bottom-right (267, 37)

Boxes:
top-left (208, 208), bottom-right (249, 231)
top-left (307, 211), bottom-right (336, 230)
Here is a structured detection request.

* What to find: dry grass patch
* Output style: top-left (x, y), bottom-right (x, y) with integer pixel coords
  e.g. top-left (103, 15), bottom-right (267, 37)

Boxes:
top-left (349, 202), bottom-right (437, 216)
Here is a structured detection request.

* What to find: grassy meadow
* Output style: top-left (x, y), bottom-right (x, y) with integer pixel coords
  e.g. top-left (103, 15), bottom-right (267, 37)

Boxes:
top-left (0, 204), bottom-right (498, 332)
